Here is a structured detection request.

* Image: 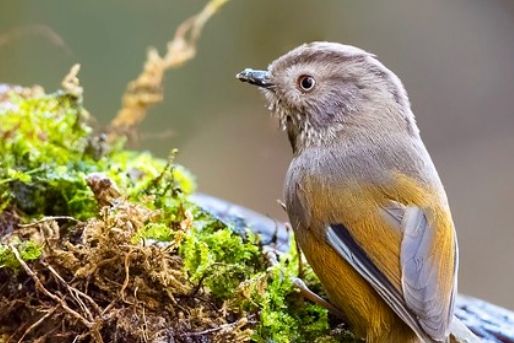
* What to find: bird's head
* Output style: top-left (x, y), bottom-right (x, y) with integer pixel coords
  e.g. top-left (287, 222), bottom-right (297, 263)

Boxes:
top-left (237, 42), bottom-right (418, 153)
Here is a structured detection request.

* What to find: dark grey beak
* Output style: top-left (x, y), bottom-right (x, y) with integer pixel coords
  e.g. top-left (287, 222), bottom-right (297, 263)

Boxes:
top-left (236, 68), bottom-right (273, 89)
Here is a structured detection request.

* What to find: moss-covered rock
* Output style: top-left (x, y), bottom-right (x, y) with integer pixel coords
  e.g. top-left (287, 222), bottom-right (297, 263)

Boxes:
top-left (0, 85), bottom-right (357, 342)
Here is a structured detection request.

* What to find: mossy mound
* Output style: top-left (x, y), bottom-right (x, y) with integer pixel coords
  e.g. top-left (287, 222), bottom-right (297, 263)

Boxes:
top-left (0, 84), bottom-right (358, 342)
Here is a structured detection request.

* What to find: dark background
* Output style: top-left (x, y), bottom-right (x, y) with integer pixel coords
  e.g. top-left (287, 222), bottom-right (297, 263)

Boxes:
top-left (1, 0), bottom-right (513, 308)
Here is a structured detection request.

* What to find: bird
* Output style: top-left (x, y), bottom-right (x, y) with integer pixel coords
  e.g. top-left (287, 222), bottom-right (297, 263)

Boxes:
top-left (236, 42), bottom-right (480, 343)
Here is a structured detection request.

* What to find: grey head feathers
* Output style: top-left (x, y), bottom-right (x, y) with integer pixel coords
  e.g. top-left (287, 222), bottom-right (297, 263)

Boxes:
top-left (261, 42), bottom-right (419, 153)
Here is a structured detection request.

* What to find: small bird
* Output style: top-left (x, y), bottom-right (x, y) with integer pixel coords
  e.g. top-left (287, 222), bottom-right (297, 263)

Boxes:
top-left (237, 42), bottom-right (479, 343)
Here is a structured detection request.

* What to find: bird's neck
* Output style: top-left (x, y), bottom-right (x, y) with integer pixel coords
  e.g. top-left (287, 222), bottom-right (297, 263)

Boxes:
top-left (288, 120), bottom-right (412, 157)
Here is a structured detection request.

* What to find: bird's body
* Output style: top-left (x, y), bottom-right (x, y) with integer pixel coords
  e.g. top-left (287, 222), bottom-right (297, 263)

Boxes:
top-left (285, 134), bottom-right (455, 343)
top-left (237, 42), bottom-right (477, 343)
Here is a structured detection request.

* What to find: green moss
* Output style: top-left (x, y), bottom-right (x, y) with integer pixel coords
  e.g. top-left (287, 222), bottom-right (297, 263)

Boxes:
top-left (0, 91), bottom-right (195, 222)
top-left (181, 214), bottom-right (264, 299)
top-left (131, 223), bottom-right (173, 243)
top-left (250, 249), bottom-right (338, 342)
top-left (0, 92), bottom-right (97, 219)
top-left (0, 240), bottom-right (42, 269)
top-left (18, 240), bottom-right (42, 261)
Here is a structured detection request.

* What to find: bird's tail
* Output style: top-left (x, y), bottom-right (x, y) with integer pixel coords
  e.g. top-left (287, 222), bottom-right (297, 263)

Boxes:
top-left (449, 318), bottom-right (481, 343)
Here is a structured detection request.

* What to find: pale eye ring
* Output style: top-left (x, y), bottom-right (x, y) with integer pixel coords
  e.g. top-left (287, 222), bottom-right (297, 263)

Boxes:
top-left (297, 75), bottom-right (316, 92)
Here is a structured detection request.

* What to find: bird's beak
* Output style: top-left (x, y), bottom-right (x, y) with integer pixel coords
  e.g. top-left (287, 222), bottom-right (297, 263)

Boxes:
top-left (236, 68), bottom-right (273, 89)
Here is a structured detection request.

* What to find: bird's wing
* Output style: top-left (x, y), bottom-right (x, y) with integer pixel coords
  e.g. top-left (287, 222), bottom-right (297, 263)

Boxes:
top-left (326, 201), bottom-right (457, 342)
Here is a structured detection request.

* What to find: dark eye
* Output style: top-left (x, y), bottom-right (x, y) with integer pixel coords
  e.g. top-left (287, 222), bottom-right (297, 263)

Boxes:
top-left (297, 75), bottom-right (315, 92)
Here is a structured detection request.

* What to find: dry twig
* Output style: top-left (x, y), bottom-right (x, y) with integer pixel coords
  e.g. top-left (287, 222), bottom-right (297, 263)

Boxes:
top-left (109, 0), bottom-right (230, 140)
top-left (61, 64), bottom-right (83, 99)
top-left (181, 314), bottom-right (256, 337)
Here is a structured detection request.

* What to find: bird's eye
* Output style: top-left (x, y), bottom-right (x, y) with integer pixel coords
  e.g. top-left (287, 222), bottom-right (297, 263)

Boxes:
top-left (297, 75), bottom-right (315, 92)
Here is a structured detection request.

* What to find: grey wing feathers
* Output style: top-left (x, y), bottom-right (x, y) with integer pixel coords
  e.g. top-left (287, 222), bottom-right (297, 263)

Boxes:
top-left (326, 203), bottom-right (457, 342)
top-left (400, 207), bottom-right (453, 340)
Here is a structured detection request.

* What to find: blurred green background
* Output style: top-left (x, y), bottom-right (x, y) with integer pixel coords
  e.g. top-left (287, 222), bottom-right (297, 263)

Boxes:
top-left (1, 0), bottom-right (514, 309)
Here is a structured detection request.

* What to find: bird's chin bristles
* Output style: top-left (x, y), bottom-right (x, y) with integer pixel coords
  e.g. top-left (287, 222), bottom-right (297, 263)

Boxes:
top-left (262, 90), bottom-right (288, 131)
top-left (265, 93), bottom-right (341, 151)
top-left (261, 89), bottom-right (345, 152)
